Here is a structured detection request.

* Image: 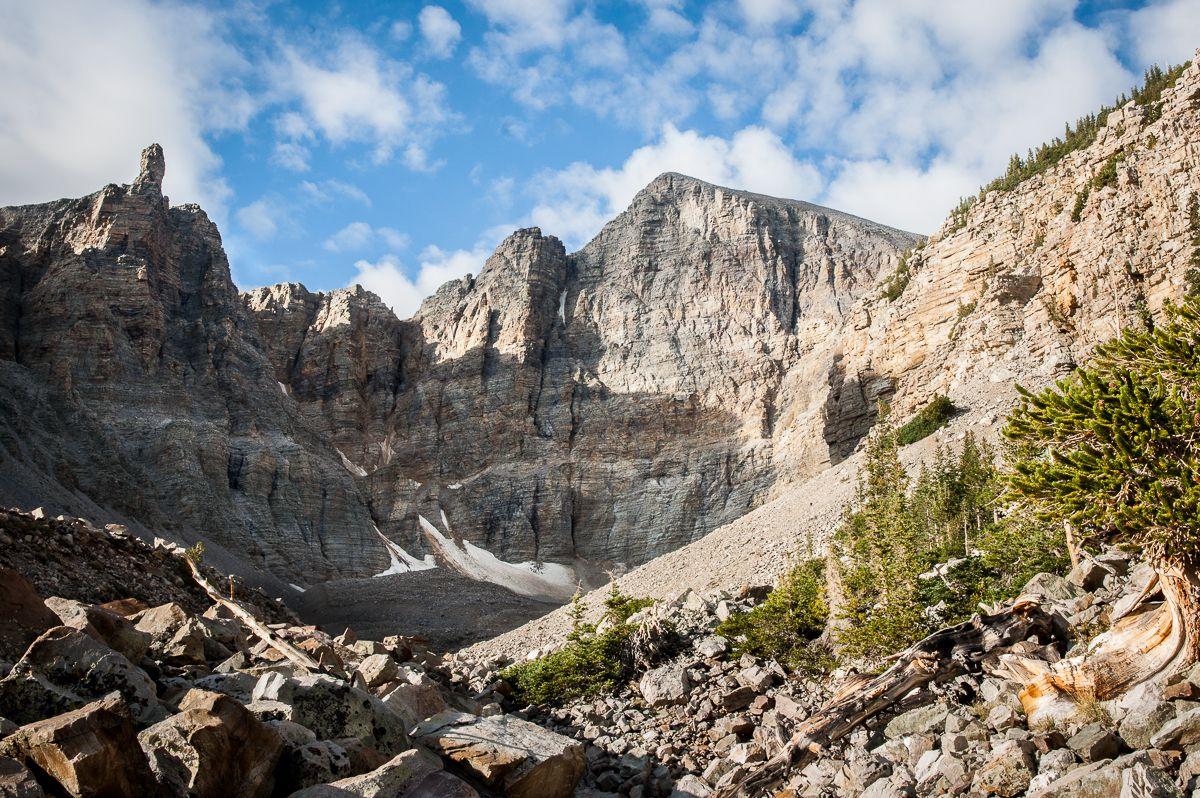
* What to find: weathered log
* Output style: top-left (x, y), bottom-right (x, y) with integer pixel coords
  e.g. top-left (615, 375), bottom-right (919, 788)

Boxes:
top-left (185, 558), bottom-right (329, 675)
top-left (998, 563), bottom-right (1198, 727)
top-left (716, 598), bottom-right (1060, 798)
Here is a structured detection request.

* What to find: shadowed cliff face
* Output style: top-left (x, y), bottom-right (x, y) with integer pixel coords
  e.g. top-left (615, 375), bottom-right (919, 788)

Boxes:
top-left (245, 175), bottom-right (917, 571)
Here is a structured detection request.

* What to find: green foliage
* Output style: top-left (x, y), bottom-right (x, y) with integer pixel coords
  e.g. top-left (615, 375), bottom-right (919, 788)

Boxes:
top-left (883, 251), bottom-right (913, 301)
top-left (896, 395), bottom-right (956, 446)
top-left (1071, 188), bottom-right (1089, 222)
top-left (1091, 152), bottom-right (1126, 191)
top-left (1004, 298), bottom-right (1200, 569)
top-left (1186, 193), bottom-right (1200, 298)
top-left (949, 196), bottom-right (977, 232)
top-left (716, 559), bottom-right (833, 675)
top-left (502, 584), bottom-right (659, 706)
top-left (949, 61), bottom-right (1188, 220)
top-left (184, 541), bottom-right (205, 564)
top-left (834, 424), bottom-right (1067, 662)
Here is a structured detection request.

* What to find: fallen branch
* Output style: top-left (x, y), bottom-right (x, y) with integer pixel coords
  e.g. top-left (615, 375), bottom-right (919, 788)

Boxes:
top-left (185, 557), bottom-right (329, 676)
top-left (717, 598), bottom-right (1060, 798)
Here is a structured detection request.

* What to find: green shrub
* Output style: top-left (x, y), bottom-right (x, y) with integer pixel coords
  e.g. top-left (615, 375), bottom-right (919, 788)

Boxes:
top-left (1004, 298), bottom-right (1200, 571)
top-left (834, 424), bottom-right (1067, 662)
top-left (1071, 188), bottom-right (1089, 222)
top-left (1186, 193), bottom-right (1200, 298)
top-left (1091, 152), bottom-right (1125, 191)
top-left (896, 395), bottom-right (956, 446)
top-left (883, 251), bottom-right (913, 301)
top-left (501, 583), bottom-right (661, 706)
top-left (716, 559), bottom-right (832, 675)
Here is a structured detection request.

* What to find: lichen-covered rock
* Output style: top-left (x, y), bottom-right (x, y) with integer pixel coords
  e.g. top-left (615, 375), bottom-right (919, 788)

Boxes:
top-left (251, 673), bottom-right (410, 756)
top-left (133, 603), bottom-right (210, 667)
top-left (414, 710), bottom-right (584, 798)
top-left (0, 627), bottom-right (159, 724)
top-left (290, 747), bottom-right (478, 798)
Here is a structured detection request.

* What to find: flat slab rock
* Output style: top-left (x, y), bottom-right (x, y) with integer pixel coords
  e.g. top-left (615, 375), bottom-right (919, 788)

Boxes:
top-left (291, 747), bottom-right (478, 798)
top-left (414, 710), bottom-right (584, 798)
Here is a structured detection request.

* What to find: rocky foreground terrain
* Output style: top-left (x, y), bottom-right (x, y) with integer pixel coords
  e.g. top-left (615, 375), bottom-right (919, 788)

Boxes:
top-left (2, 505), bottom-right (1198, 798)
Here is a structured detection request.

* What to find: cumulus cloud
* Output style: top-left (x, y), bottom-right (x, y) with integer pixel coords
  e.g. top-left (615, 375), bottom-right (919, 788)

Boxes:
top-left (419, 6), bottom-right (462, 58)
top-left (349, 237), bottom-right (501, 318)
top-left (271, 37), bottom-right (456, 168)
top-left (0, 0), bottom-right (250, 214)
top-left (236, 199), bottom-right (284, 241)
top-left (528, 124), bottom-right (823, 247)
top-left (1123, 0), bottom-right (1200, 66)
top-left (324, 222), bottom-right (410, 253)
top-left (298, 179), bottom-right (371, 206)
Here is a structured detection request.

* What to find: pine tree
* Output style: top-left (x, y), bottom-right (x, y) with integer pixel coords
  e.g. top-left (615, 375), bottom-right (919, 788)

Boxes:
top-left (1187, 193), bottom-right (1200, 298)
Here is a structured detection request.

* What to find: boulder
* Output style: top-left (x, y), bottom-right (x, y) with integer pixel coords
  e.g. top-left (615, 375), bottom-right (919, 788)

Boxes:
top-left (134, 603), bottom-right (209, 666)
top-left (1120, 699), bottom-right (1176, 749)
top-left (290, 747), bottom-right (478, 797)
top-left (137, 689), bottom-right (283, 798)
top-left (0, 627), bottom-right (160, 724)
top-left (1150, 707), bottom-right (1200, 750)
top-left (356, 654), bottom-right (398, 691)
top-left (1067, 723), bottom-right (1121, 762)
top-left (381, 678), bottom-right (449, 728)
top-left (973, 739), bottom-right (1036, 796)
top-left (1021, 572), bottom-right (1081, 602)
top-left (43, 597), bottom-right (151, 663)
top-left (670, 773), bottom-right (713, 797)
top-left (884, 705), bottom-right (950, 740)
top-left (414, 711), bottom-right (584, 798)
top-left (0, 693), bottom-right (155, 797)
top-left (275, 739), bottom-right (354, 795)
top-left (0, 756), bottom-right (44, 798)
top-left (1028, 759), bottom-right (1122, 798)
top-left (251, 673), bottom-right (410, 756)
top-left (98, 598), bottom-right (150, 618)
top-left (0, 569), bottom-right (57, 662)
top-left (1120, 762), bottom-right (1182, 798)
top-left (639, 665), bottom-right (690, 708)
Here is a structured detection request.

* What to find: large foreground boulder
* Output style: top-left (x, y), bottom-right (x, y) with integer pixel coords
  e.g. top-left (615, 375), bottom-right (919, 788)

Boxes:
top-left (0, 627), bottom-right (160, 724)
top-left (252, 673), bottom-right (410, 756)
top-left (414, 711), bottom-right (584, 798)
top-left (43, 597), bottom-right (151, 663)
top-left (133, 603), bottom-right (210, 667)
top-left (138, 689), bottom-right (283, 798)
top-left (0, 568), bottom-right (57, 663)
top-left (289, 747), bottom-right (478, 797)
top-left (0, 693), bottom-right (155, 797)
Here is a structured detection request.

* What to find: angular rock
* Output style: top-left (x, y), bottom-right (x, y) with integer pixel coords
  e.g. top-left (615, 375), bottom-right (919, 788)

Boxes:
top-left (639, 665), bottom-right (690, 708)
top-left (133, 603), bottom-right (209, 667)
top-left (290, 747), bottom-right (478, 797)
top-left (0, 756), bottom-right (44, 798)
top-left (1149, 707), bottom-right (1200, 750)
top-left (884, 705), bottom-right (950, 740)
top-left (356, 654), bottom-right (399, 691)
top-left (43, 597), bottom-right (150, 663)
top-left (381, 678), bottom-right (449, 728)
top-left (414, 711), bottom-right (584, 798)
top-left (1067, 723), bottom-right (1121, 762)
top-left (251, 673), bottom-right (409, 756)
top-left (1120, 761), bottom-right (1182, 798)
top-left (0, 627), bottom-right (159, 724)
top-left (1119, 699), bottom-right (1175, 749)
top-left (973, 739), bottom-right (1036, 796)
top-left (1028, 759), bottom-right (1122, 798)
top-left (0, 569), bottom-right (57, 663)
top-left (137, 689), bottom-right (283, 798)
top-left (0, 693), bottom-right (154, 797)
top-left (275, 739), bottom-right (353, 795)
top-left (1021, 572), bottom-right (1081, 602)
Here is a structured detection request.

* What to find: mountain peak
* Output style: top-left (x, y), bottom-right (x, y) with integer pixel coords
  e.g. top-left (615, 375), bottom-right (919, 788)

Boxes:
top-left (132, 143), bottom-right (165, 195)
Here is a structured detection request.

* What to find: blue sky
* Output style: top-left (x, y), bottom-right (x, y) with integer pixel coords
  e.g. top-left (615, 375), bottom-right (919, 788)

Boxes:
top-left (2, 0), bottom-right (1197, 317)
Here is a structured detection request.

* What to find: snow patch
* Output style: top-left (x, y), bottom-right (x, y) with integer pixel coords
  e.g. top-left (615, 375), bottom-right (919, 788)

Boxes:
top-left (278, 381), bottom-right (289, 397)
top-left (418, 514), bottom-right (576, 601)
top-left (288, 582), bottom-right (306, 593)
top-left (336, 448), bottom-right (368, 478)
top-left (448, 483), bottom-right (462, 490)
top-left (373, 524), bottom-right (437, 577)
top-left (557, 289), bottom-right (567, 323)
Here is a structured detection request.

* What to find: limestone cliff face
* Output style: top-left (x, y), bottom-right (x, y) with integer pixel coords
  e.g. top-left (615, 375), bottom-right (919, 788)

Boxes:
top-left (0, 146), bottom-right (388, 582)
top-left (248, 177), bottom-right (916, 570)
top-left (844, 57), bottom-right (1200, 420)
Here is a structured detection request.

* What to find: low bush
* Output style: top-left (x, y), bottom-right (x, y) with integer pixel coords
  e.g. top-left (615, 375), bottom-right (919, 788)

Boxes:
top-left (896, 395), bottom-right (956, 445)
top-left (715, 558), bottom-right (833, 675)
top-left (501, 583), bottom-right (661, 706)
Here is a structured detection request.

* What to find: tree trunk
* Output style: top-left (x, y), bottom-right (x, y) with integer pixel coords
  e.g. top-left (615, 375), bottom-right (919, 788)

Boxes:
top-left (998, 561), bottom-right (1199, 727)
top-left (716, 599), bottom-right (1061, 798)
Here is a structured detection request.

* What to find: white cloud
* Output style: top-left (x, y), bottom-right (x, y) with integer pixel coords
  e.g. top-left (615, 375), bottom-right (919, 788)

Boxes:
top-left (324, 221), bottom-right (410, 253)
top-left (0, 0), bottom-right (250, 214)
top-left (299, 179), bottom-right (371, 206)
top-left (822, 159), bottom-right (977, 233)
top-left (528, 124), bottom-right (823, 247)
top-left (236, 199), bottom-right (283, 241)
top-left (737, 0), bottom-right (803, 28)
top-left (349, 236), bottom-right (501, 318)
top-left (1123, 0), bottom-right (1200, 67)
top-left (271, 37), bottom-right (455, 167)
top-left (419, 6), bottom-right (462, 58)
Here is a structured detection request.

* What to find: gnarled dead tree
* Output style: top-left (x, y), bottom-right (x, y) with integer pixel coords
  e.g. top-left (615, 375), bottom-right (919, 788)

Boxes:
top-left (717, 598), bottom-right (1062, 797)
